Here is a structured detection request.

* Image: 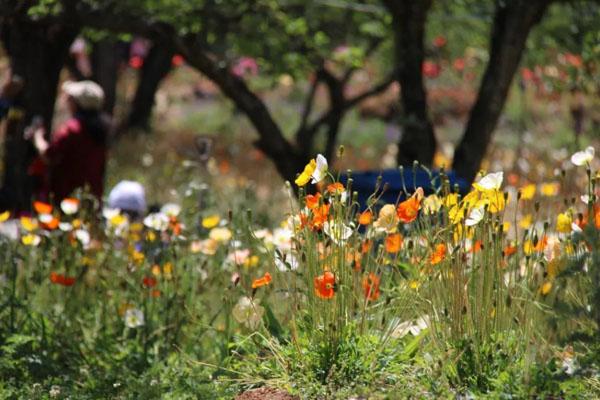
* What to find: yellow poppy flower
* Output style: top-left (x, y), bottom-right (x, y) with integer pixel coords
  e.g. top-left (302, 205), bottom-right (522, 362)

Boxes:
top-left (20, 217), bottom-right (38, 232)
top-left (443, 193), bottom-right (459, 208)
top-left (520, 184), bottom-right (536, 200)
top-left (556, 212), bottom-right (572, 233)
top-left (540, 182), bottom-right (559, 197)
top-left (519, 214), bottom-right (533, 229)
top-left (209, 227), bottom-right (232, 242)
top-left (21, 233), bottom-right (41, 246)
top-left (152, 264), bottom-right (162, 277)
top-left (540, 281), bottom-right (552, 295)
top-left (0, 211), bottom-right (10, 222)
top-left (295, 159), bottom-right (316, 186)
top-left (422, 194), bottom-right (442, 214)
top-left (449, 204), bottom-right (465, 224)
top-left (202, 215), bottom-right (221, 229)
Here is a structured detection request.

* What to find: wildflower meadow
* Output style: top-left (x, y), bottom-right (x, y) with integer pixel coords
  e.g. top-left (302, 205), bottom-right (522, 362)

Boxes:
top-left (0, 1), bottom-right (599, 398)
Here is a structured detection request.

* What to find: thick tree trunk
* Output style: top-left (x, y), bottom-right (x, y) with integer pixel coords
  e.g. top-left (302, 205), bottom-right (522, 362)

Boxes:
top-left (125, 41), bottom-right (173, 130)
top-left (0, 18), bottom-right (78, 211)
top-left (91, 38), bottom-right (120, 115)
top-left (453, 0), bottom-right (550, 184)
top-left (383, 0), bottom-right (436, 168)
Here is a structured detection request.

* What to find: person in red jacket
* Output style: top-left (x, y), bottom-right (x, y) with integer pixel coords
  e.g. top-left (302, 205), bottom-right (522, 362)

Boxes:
top-left (28, 80), bottom-right (109, 202)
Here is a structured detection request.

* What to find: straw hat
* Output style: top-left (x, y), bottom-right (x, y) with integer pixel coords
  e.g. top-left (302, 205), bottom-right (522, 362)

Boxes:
top-left (62, 80), bottom-right (104, 111)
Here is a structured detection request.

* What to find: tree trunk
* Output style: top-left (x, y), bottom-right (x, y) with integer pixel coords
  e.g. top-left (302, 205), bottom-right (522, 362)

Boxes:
top-left (125, 41), bottom-right (173, 130)
top-left (180, 38), bottom-right (305, 185)
top-left (91, 38), bottom-right (120, 115)
top-left (383, 0), bottom-right (436, 168)
top-left (0, 18), bottom-right (78, 211)
top-left (452, 0), bottom-right (550, 184)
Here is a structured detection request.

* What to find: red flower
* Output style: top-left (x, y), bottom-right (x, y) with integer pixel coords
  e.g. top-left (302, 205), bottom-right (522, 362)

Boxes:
top-left (422, 61), bottom-right (441, 78)
top-left (453, 58), bottom-right (465, 72)
top-left (433, 35), bottom-right (447, 48)
top-left (143, 276), bottom-right (157, 288)
top-left (171, 54), bottom-right (185, 67)
top-left (129, 56), bottom-right (144, 69)
top-left (50, 272), bottom-right (76, 286)
top-left (314, 271), bottom-right (335, 299)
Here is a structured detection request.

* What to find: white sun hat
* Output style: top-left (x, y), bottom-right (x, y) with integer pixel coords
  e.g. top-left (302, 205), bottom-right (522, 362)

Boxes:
top-left (62, 80), bottom-right (105, 111)
top-left (107, 180), bottom-right (147, 215)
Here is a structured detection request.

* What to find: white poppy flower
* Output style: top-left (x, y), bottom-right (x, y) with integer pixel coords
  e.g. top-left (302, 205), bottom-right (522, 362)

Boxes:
top-left (323, 221), bottom-right (353, 245)
top-left (143, 212), bottom-right (170, 231)
top-left (275, 253), bottom-right (299, 271)
top-left (474, 171), bottom-right (503, 191)
top-left (232, 296), bottom-right (264, 330)
top-left (571, 223), bottom-right (583, 233)
top-left (60, 198), bottom-right (79, 215)
top-left (38, 213), bottom-right (54, 224)
top-left (102, 208), bottom-right (121, 220)
top-left (270, 227), bottom-right (293, 251)
top-left (465, 206), bottom-right (485, 226)
top-left (570, 146), bottom-right (594, 166)
top-left (124, 308), bottom-right (145, 328)
top-left (311, 154), bottom-right (328, 184)
top-left (75, 229), bottom-right (91, 247)
top-left (58, 222), bottom-right (73, 232)
top-left (581, 195), bottom-right (590, 204)
top-left (161, 203), bottom-right (181, 217)
top-left (391, 315), bottom-right (430, 338)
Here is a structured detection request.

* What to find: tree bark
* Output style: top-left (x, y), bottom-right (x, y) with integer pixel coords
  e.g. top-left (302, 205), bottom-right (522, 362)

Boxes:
top-left (0, 17), bottom-right (78, 211)
top-left (179, 37), bottom-right (306, 185)
top-left (91, 37), bottom-right (120, 115)
top-left (125, 41), bottom-right (174, 130)
top-left (453, 0), bottom-right (550, 184)
top-left (383, 0), bottom-right (436, 168)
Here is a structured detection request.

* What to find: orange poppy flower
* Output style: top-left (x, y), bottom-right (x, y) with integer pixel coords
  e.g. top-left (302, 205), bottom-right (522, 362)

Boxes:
top-left (311, 204), bottom-right (330, 229)
top-left (169, 216), bottom-right (182, 235)
top-left (535, 235), bottom-right (549, 252)
top-left (595, 205), bottom-right (600, 229)
top-left (471, 240), bottom-right (483, 253)
top-left (362, 272), bottom-right (380, 301)
top-left (503, 245), bottom-right (517, 257)
top-left (361, 239), bottom-right (372, 254)
top-left (305, 193), bottom-right (321, 210)
top-left (327, 182), bottom-right (345, 194)
top-left (34, 201), bottom-right (53, 214)
top-left (430, 243), bottom-right (446, 265)
top-left (151, 289), bottom-right (162, 298)
top-left (252, 272), bottom-right (272, 289)
top-left (397, 188), bottom-right (424, 223)
top-left (40, 216), bottom-right (60, 230)
top-left (574, 214), bottom-right (587, 230)
top-left (385, 233), bottom-right (403, 253)
top-left (50, 272), bottom-right (76, 286)
top-left (358, 210), bottom-right (373, 225)
top-left (314, 271), bottom-right (335, 299)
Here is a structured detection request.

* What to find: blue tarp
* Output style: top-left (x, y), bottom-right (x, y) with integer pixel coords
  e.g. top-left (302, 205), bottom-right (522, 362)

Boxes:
top-left (339, 169), bottom-right (469, 209)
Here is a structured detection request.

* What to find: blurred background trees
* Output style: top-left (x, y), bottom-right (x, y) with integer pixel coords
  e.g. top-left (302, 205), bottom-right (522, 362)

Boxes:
top-left (0, 0), bottom-right (598, 209)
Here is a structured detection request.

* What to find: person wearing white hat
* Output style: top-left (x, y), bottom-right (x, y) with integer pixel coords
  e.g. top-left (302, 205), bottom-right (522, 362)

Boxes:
top-left (27, 80), bottom-right (110, 202)
top-left (107, 180), bottom-right (147, 219)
